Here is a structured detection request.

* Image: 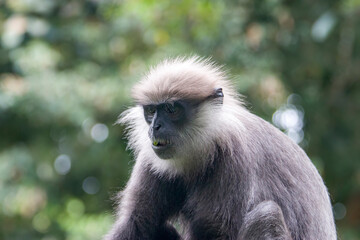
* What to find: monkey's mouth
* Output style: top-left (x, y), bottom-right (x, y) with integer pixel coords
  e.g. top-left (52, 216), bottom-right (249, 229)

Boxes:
top-left (151, 137), bottom-right (174, 159)
top-left (152, 138), bottom-right (172, 148)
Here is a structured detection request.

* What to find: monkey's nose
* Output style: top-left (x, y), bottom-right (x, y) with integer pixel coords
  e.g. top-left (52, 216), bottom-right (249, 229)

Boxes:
top-left (154, 124), bottom-right (161, 131)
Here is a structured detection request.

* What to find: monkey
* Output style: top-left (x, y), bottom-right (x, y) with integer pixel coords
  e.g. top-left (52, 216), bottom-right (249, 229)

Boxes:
top-left (104, 57), bottom-right (337, 240)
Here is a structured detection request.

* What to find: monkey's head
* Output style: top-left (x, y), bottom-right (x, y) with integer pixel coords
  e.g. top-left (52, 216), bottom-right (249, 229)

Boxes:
top-left (119, 57), bottom-right (243, 166)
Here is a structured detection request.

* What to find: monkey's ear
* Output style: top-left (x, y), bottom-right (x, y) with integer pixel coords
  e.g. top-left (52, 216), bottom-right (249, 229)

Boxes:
top-left (214, 88), bottom-right (224, 97)
top-left (213, 88), bottom-right (224, 104)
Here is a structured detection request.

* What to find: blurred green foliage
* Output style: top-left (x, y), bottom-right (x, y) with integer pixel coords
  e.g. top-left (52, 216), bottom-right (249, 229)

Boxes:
top-left (0, 0), bottom-right (359, 239)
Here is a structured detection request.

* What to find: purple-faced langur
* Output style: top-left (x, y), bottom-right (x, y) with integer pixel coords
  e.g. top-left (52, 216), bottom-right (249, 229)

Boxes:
top-left (104, 57), bottom-right (337, 240)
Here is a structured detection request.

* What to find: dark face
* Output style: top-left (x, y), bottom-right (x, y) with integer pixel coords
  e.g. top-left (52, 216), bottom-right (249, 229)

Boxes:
top-left (142, 88), bottom-right (224, 159)
top-left (143, 100), bottom-right (195, 159)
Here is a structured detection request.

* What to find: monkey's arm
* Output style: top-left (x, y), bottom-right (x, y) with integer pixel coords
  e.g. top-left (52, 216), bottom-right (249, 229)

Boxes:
top-left (104, 164), bottom-right (184, 240)
top-left (239, 201), bottom-right (292, 240)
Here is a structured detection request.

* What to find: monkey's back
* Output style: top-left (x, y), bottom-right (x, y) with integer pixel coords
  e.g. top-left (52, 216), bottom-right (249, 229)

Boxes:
top-left (234, 113), bottom-right (337, 240)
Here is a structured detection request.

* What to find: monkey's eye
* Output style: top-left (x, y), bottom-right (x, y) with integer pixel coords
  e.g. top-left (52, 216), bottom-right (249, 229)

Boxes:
top-left (144, 105), bottom-right (156, 115)
top-left (163, 102), bottom-right (184, 121)
top-left (164, 103), bottom-right (179, 114)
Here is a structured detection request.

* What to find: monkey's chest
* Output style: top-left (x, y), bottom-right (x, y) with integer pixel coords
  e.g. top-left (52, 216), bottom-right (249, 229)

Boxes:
top-left (179, 191), bottom-right (231, 239)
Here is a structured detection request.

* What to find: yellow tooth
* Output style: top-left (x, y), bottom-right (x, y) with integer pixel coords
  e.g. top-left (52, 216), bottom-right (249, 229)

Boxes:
top-left (153, 140), bottom-right (158, 146)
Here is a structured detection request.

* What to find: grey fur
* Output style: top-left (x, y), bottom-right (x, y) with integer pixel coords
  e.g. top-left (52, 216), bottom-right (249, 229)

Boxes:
top-left (104, 57), bottom-right (337, 240)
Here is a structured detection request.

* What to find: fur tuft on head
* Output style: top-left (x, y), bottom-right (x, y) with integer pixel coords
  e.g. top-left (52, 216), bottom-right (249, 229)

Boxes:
top-left (132, 56), bottom-right (239, 105)
top-left (118, 56), bottom-right (248, 176)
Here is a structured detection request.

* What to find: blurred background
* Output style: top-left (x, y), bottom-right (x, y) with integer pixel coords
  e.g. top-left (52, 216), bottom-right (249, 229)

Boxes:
top-left (0, 0), bottom-right (359, 239)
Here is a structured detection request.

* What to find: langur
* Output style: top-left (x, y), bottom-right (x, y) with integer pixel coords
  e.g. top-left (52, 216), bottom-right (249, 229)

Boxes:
top-left (104, 57), bottom-right (337, 240)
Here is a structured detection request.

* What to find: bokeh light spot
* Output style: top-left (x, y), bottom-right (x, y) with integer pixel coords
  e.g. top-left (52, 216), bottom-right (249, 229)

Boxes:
top-left (333, 202), bottom-right (347, 220)
top-left (280, 108), bottom-right (303, 131)
top-left (66, 198), bottom-right (85, 218)
top-left (272, 102), bottom-right (305, 144)
top-left (54, 154), bottom-right (71, 175)
top-left (36, 162), bottom-right (54, 180)
top-left (82, 118), bottom-right (95, 135)
top-left (90, 123), bottom-right (109, 143)
top-left (32, 212), bottom-right (51, 233)
top-left (82, 176), bottom-right (100, 195)
top-left (311, 11), bottom-right (336, 42)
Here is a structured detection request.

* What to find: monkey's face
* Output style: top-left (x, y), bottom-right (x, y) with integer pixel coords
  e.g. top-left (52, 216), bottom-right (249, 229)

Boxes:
top-left (143, 100), bottom-right (195, 159)
top-left (142, 88), bottom-right (224, 160)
